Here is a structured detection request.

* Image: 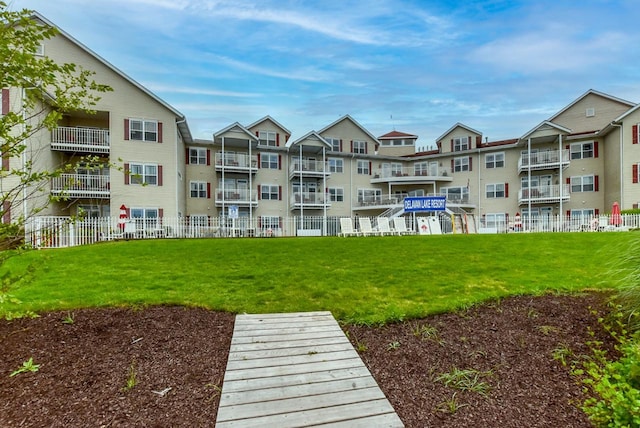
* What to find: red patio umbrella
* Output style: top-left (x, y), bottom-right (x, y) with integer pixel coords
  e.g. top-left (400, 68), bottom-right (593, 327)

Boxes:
top-left (118, 204), bottom-right (128, 231)
top-left (610, 201), bottom-right (622, 226)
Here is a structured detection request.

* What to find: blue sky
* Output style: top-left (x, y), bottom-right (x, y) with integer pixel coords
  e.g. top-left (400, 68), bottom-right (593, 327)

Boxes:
top-left (9, 0), bottom-right (640, 150)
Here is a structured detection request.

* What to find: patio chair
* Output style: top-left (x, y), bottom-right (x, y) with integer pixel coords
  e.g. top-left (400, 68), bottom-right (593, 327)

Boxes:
top-left (377, 217), bottom-right (396, 235)
top-left (339, 217), bottom-right (362, 237)
top-left (359, 217), bottom-right (381, 236)
top-left (393, 217), bottom-right (415, 235)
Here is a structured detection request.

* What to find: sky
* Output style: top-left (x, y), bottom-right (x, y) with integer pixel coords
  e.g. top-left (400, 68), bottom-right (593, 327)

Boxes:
top-left (8, 0), bottom-right (640, 150)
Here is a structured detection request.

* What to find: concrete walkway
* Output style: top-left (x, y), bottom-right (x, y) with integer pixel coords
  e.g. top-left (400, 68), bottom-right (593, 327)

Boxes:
top-left (215, 311), bottom-right (404, 427)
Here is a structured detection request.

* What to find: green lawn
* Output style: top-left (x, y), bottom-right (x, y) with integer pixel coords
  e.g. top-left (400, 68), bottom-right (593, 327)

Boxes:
top-left (0, 232), bottom-right (635, 324)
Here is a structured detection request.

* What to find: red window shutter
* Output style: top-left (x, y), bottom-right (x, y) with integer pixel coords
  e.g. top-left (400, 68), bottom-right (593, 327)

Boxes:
top-left (278, 155), bottom-right (282, 170)
top-left (256, 131), bottom-right (259, 137)
top-left (257, 153), bottom-right (261, 166)
top-left (469, 157), bottom-right (472, 171)
top-left (339, 139), bottom-right (343, 151)
top-left (1, 89), bottom-right (8, 115)
top-left (158, 165), bottom-right (163, 186)
top-left (365, 142), bottom-right (368, 154)
top-left (278, 185), bottom-right (282, 200)
top-left (451, 159), bottom-right (454, 172)
top-left (633, 125), bottom-right (638, 144)
top-left (124, 163), bottom-right (130, 185)
top-left (124, 119), bottom-right (130, 140)
top-left (565, 144), bottom-right (569, 150)
top-left (450, 139), bottom-right (453, 151)
top-left (505, 183), bottom-right (509, 198)
top-left (257, 185), bottom-right (261, 200)
top-left (206, 149), bottom-right (211, 165)
top-left (276, 133), bottom-right (280, 146)
top-left (633, 164), bottom-right (638, 183)
top-left (2, 152), bottom-right (9, 171)
top-left (350, 140), bottom-right (353, 153)
top-left (126, 207), bottom-right (130, 217)
top-left (369, 161), bottom-right (372, 175)
top-left (2, 200), bottom-right (10, 224)
top-left (207, 182), bottom-right (211, 199)
top-left (157, 122), bottom-right (163, 143)
top-left (279, 217), bottom-right (283, 228)
top-left (505, 213), bottom-right (509, 223)
top-left (634, 203), bottom-right (639, 209)
top-left (258, 217), bottom-right (262, 228)
top-left (595, 209), bottom-right (600, 216)
top-left (566, 210), bottom-right (571, 217)
top-left (468, 136), bottom-right (472, 147)
top-left (594, 175), bottom-right (599, 191)
top-left (566, 177), bottom-right (571, 184)
top-left (185, 147), bottom-right (189, 164)
top-left (476, 135), bottom-right (482, 148)
top-left (594, 141), bottom-right (599, 158)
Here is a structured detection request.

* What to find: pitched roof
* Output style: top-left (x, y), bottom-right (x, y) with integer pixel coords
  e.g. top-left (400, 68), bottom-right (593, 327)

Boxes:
top-left (378, 130), bottom-right (418, 140)
top-left (549, 89), bottom-right (635, 122)
top-left (435, 122), bottom-right (481, 143)
top-left (287, 131), bottom-right (330, 148)
top-left (31, 12), bottom-right (193, 144)
top-left (318, 114), bottom-right (380, 143)
top-left (213, 122), bottom-right (258, 141)
top-left (245, 115), bottom-right (292, 136)
top-left (520, 120), bottom-right (572, 140)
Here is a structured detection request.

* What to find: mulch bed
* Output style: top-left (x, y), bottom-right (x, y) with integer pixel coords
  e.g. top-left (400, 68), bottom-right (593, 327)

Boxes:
top-left (0, 293), bottom-right (612, 427)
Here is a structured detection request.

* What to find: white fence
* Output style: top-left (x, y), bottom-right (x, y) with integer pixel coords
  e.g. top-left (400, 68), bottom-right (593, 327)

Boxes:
top-left (24, 214), bottom-right (638, 249)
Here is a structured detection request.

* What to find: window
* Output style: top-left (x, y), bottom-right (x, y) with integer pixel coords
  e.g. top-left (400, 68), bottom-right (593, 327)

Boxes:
top-left (486, 183), bottom-right (506, 198)
top-left (326, 137), bottom-right (341, 152)
top-left (570, 142), bottom-right (594, 160)
top-left (130, 163), bottom-right (158, 185)
top-left (484, 213), bottom-right (506, 229)
top-left (441, 186), bottom-right (469, 203)
top-left (130, 208), bottom-right (159, 228)
top-left (190, 181), bottom-right (207, 198)
top-left (571, 175), bottom-right (595, 192)
top-left (453, 137), bottom-right (469, 152)
top-left (454, 156), bottom-right (470, 172)
top-left (357, 160), bottom-right (370, 175)
top-left (129, 119), bottom-right (158, 142)
top-left (485, 152), bottom-right (505, 168)
top-left (77, 204), bottom-right (109, 218)
top-left (414, 162), bottom-right (428, 175)
top-left (571, 209), bottom-right (595, 218)
top-left (260, 216), bottom-right (281, 230)
top-left (260, 185), bottom-right (280, 200)
top-left (328, 158), bottom-right (343, 173)
top-left (258, 131), bottom-right (276, 146)
top-left (358, 189), bottom-right (381, 204)
top-left (328, 187), bottom-right (344, 202)
top-left (260, 153), bottom-right (279, 169)
top-left (189, 148), bottom-right (207, 165)
top-left (352, 140), bottom-right (366, 154)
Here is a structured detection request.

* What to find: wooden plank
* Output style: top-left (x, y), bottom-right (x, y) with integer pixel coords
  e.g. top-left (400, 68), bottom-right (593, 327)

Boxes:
top-left (230, 337), bottom-right (349, 354)
top-left (231, 330), bottom-right (344, 344)
top-left (222, 357), bottom-right (364, 381)
top-left (308, 412), bottom-right (406, 427)
top-left (235, 311), bottom-right (331, 320)
top-left (226, 349), bottom-right (358, 371)
top-left (216, 386), bottom-right (385, 421)
top-left (216, 399), bottom-right (402, 427)
top-left (228, 342), bottom-right (353, 360)
top-left (232, 324), bottom-right (339, 337)
top-left (220, 366), bottom-right (372, 393)
top-left (233, 319), bottom-right (338, 331)
top-left (220, 376), bottom-right (379, 406)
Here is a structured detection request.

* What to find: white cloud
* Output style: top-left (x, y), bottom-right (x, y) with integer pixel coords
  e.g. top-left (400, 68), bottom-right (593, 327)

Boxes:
top-left (147, 84), bottom-right (260, 98)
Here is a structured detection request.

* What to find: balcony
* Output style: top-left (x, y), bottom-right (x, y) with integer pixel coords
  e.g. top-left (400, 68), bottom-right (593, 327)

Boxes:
top-left (51, 174), bottom-right (110, 198)
top-left (215, 188), bottom-right (258, 207)
top-left (290, 192), bottom-right (329, 209)
top-left (51, 127), bottom-right (110, 153)
top-left (518, 184), bottom-right (570, 204)
top-left (371, 166), bottom-right (452, 183)
top-left (289, 160), bottom-right (330, 179)
top-left (353, 192), bottom-right (472, 211)
top-left (215, 153), bottom-right (258, 174)
top-left (518, 149), bottom-right (569, 173)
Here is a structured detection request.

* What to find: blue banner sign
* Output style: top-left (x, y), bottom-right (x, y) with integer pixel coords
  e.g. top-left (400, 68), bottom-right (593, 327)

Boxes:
top-left (403, 196), bottom-right (446, 212)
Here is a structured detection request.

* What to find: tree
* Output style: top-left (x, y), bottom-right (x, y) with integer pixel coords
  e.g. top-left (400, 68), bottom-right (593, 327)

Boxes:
top-left (0, 2), bottom-right (112, 249)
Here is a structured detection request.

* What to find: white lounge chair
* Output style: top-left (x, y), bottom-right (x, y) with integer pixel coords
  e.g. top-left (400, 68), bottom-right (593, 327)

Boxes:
top-left (393, 217), bottom-right (415, 235)
top-left (377, 217), bottom-right (396, 235)
top-left (359, 217), bottom-right (381, 236)
top-left (339, 217), bottom-right (362, 237)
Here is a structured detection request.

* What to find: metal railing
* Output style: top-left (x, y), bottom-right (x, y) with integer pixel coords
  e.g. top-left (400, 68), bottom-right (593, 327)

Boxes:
top-left (291, 192), bottom-right (327, 205)
top-left (214, 153), bottom-right (258, 169)
top-left (214, 188), bottom-right (258, 203)
top-left (50, 174), bottom-right (110, 197)
top-left (518, 149), bottom-right (569, 171)
top-left (518, 184), bottom-right (570, 203)
top-left (373, 166), bottom-right (451, 179)
top-left (51, 127), bottom-right (110, 153)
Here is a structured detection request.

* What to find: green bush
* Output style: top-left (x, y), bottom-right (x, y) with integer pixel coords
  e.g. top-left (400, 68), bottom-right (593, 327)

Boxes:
top-left (574, 306), bottom-right (640, 427)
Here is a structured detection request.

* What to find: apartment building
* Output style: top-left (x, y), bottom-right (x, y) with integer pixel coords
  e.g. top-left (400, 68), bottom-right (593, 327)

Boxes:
top-left (6, 12), bottom-right (640, 237)
top-left (2, 13), bottom-right (192, 226)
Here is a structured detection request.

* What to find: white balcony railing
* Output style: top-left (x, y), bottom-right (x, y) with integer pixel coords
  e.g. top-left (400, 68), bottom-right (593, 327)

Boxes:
top-left (51, 174), bottom-right (110, 197)
top-left (215, 188), bottom-right (258, 203)
top-left (373, 166), bottom-right (451, 180)
top-left (518, 184), bottom-right (570, 203)
top-left (51, 127), bottom-right (110, 153)
top-left (518, 149), bottom-right (569, 172)
top-left (289, 160), bottom-right (328, 175)
top-left (214, 153), bottom-right (258, 170)
top-left (291, 192), bottom-right (327, 205)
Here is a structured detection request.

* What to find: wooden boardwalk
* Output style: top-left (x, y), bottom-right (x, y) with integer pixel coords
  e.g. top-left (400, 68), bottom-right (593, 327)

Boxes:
top-left (216, 311), bottom-right (404, 427)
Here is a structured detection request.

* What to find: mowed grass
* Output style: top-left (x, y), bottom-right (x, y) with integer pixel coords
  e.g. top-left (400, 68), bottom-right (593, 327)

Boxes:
top-left (0, 232), bottom-right (635, 324)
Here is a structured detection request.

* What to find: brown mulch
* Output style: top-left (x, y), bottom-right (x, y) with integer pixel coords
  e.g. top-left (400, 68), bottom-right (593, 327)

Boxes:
top-left (0, 293), bottom-right (612, 427)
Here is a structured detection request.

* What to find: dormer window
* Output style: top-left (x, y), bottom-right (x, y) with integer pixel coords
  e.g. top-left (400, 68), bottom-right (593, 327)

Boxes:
top-left (453, 137), bottom-right (469, 151)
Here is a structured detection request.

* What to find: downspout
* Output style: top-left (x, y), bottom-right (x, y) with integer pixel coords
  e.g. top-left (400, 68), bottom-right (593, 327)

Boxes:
top-left (611, 121), bottom-right (623, 208)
